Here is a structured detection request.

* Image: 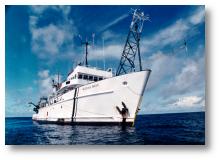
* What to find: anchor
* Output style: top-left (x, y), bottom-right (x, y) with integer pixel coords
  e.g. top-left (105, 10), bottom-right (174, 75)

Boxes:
top-left (116, 101), bottom-right (129, 124)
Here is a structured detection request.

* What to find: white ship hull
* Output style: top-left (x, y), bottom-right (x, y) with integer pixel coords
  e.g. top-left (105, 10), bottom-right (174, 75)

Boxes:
top-left (32, 70), bottom-right (151, 125)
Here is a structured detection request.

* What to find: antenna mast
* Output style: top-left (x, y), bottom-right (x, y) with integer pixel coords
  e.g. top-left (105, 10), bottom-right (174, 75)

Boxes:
top-left (92, 33), bottom-right (98, 67)
top-left (116, 9), bottom-right (150, 76)
top-left (102, 37), bottom-right (106, 70)
top-left (79, 35), bottom-right (90, 67)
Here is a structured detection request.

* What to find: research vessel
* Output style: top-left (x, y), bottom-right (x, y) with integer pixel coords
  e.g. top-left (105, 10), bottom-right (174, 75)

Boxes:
top-left (30, 9), bottom-right (151, 126)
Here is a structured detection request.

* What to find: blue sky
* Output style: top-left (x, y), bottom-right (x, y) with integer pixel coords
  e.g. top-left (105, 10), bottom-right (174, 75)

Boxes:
top-left (5, 5), bottom-right (205, 117)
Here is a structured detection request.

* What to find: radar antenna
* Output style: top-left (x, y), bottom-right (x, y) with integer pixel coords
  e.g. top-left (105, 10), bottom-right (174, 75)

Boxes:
top-left (116, 9), bottom-right (150, 76)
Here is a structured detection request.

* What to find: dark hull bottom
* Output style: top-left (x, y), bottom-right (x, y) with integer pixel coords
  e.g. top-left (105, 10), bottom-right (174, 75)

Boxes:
top-left (33, 119), bottom-right (133, 127)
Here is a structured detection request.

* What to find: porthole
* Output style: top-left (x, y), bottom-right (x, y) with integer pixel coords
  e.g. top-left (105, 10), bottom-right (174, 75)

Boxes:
top-left (122, 81), bottom-right (128, 85)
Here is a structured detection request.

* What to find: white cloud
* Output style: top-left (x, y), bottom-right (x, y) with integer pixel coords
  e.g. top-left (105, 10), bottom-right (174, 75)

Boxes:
top-left (171, 96), bottom-right (203, 107)
top-left (102, 30), bottom-right (120, 41)
top-left (31, 24), bottom-right (73, 57)
top-left (57, 6), bottom-right (71, 18)
top-left (188, 7), bottom-right (205, 25)
top-left (29, 15), bottom-right (38, 29)
top-left (29, 6), bottom-right (76, 62)
top-left (89, 44), bottom-right (122, 60)
top-left (143, 19), bottom-right (189, 52)
top-left (29, 6), bottom-right (50, 14)
top-left (38, 70), bottom-right (49, 78)
top-left (30, 5), bottom-right (71, 19)
top-left (143, 51), bottom-right (182, 89)
top-left (37, 70), bottom-right (62, 96)
top-left (142, 7), bottom-right (205, 54)
top-left (37, 70), bottom-right (53, 96)
top-left (163, 55), bottom-right (205, 96)
top-left (141, 46), bottom-right (205, 113)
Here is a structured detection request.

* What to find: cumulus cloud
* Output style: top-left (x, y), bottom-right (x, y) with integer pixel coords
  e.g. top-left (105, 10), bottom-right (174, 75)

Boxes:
top-left (170, 96), bottom-right (203, 107)
top-left (37, 70), bottom-right (53, 96)
top-left (37, 70), bottom-right (62, 96)
top-left (143, 51), bottom-right (182, 89)
top-left (89, 44), bottom-right (122, 60)
top-left (141, 95), bottom-right (205, 114)
top-left (30, 5), bottom-right (71, 19)
top-left (29, 5), bottom-right (50, 15)
top-left (162, 55), bottom-right (205, 97)
top-left (29, 6), bottom-right (76, 62)
top-left (31, 24), bottom-right (74, 57)
top-left (141, 46), bottom-right (205, 113)
top-left (188, 6), bottom-right (205, 25)
top-left (38, 69), bottom-right (49, 78)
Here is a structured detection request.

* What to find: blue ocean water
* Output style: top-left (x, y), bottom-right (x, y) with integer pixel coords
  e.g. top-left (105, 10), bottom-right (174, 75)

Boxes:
top-left (5, 112), bottom-right (205, 145)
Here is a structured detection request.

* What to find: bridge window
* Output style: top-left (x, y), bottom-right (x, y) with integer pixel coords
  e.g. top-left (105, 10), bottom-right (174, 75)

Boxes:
top-left (83, 75), bottom-right (88, 80)
top-left (99, 77), bottom-right (103, 81)
top-left (78, 74), bottom-right (82, 79)
top-left (66, 81), bottom-right (70, 85)
top-left (94, 76), bottom-right (98, 82)
top-left (89, 75), bottom-right (93, 81)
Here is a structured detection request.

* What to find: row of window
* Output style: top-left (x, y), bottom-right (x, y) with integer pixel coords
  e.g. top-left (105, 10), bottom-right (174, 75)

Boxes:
top-left (70, 73), bottom-right (104, 82)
